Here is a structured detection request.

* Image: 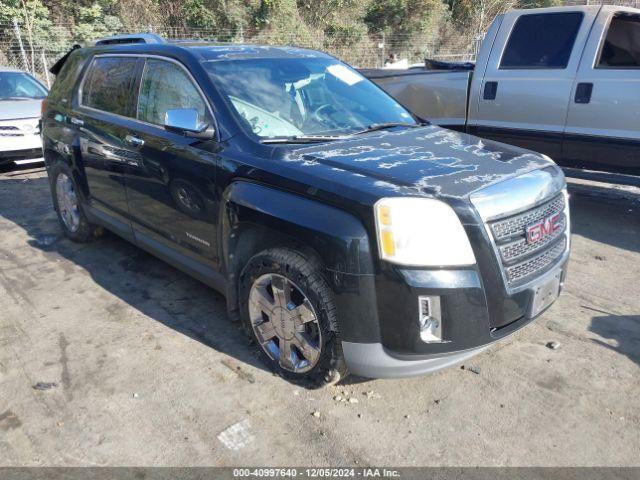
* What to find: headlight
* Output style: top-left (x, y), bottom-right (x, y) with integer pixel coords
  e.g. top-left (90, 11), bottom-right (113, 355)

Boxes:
top-left (374, 197), bottom-right (476, 267)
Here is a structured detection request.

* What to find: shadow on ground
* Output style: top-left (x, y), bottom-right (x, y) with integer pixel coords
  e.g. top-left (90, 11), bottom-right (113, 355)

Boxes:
top-left (589, 313), bottom-right (640, 369)
top-left (568, 187), bottom-right (640, 254)
top-left (0, 173), bottom-right (270, 377)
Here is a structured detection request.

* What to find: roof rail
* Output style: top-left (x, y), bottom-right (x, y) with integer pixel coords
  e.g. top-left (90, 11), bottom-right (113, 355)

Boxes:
top-left (95, 33), bottom-right (165, 46)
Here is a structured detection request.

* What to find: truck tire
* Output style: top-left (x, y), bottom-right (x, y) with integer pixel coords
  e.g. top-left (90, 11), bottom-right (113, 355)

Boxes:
top-left (239, 247), bottom-right (348, 387)
top-left (50, 162), bottom-right (100, 243)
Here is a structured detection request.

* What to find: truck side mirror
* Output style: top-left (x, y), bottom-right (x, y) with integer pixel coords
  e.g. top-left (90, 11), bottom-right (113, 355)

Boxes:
top-left (164, 108), bottom-right (215, 140)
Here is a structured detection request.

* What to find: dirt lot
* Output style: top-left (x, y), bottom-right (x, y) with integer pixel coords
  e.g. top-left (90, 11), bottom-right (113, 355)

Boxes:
top-left (0, 166), bottom-right (638, 467)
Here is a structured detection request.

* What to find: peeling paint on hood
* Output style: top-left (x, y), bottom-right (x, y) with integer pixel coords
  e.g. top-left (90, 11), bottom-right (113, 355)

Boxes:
top-left (281, 125), bottom-right (556, 199)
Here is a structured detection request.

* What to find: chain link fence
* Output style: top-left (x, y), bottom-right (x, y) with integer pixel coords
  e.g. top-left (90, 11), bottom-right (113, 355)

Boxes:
top-left (0, 22), bottom-right (482, 86)
top-left (562, 0), bottom-right (640, 4)
top-left (2, 0), bottom-right (639, 85)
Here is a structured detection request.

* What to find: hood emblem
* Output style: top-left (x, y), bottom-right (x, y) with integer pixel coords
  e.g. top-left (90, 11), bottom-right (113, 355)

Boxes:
top-left (526, 213), bottom-right (562, 245)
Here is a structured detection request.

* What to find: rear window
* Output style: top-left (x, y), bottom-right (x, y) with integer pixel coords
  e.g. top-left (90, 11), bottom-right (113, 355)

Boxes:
top-left (81, 57), bottom-right (140, 116)
top-left (598, 12), bottom-right (640, 68)
top-left (501, 12), bottom-right (583, 69)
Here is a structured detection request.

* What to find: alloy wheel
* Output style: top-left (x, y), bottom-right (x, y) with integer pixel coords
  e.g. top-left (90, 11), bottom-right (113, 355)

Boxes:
top-left (248, 273), bottom-right (322, 373)
top-left (56, 173), bottom-right (80, 233)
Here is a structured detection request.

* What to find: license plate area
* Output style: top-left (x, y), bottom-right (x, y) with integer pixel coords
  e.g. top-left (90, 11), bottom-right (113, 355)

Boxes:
top-left (528, 270), bottom-right (562, 318)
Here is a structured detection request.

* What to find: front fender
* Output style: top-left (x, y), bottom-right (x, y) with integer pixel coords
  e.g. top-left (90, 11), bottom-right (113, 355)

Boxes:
top-left (222, 181), bottom-right (381, 343)
top-left (223, 181), bottom-right (374, 275)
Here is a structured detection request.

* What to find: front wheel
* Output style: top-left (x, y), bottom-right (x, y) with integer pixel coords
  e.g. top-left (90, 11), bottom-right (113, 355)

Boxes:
top-left (239, 248), bottom-right (347, 387)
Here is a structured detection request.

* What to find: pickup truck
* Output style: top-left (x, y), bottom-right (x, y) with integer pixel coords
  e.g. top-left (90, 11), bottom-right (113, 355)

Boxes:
top-left (42, 35), bottom-right (570, 386)
top-left (362, 5), bottom-right (640, 176)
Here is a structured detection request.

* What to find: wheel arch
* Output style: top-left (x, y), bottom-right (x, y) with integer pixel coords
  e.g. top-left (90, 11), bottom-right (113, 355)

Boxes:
top-left (43, 137), bottom-right (89, 203)
top-left (221, 181), bottom-right (376, 321)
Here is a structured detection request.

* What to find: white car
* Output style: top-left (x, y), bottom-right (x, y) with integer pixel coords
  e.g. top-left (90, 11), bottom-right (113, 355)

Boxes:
top-left (0, 67), bottom-right (48, 168)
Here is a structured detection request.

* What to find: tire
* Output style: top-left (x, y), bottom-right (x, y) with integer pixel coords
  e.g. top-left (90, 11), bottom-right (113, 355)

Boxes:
top-left (50, 162), bottom-right (100, 243)
top-left (239, 247), bottom-right (348, 387)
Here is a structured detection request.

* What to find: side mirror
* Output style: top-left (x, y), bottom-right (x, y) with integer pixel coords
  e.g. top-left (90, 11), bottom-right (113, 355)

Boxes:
top-left (164, 108), bottom-right (215, 140)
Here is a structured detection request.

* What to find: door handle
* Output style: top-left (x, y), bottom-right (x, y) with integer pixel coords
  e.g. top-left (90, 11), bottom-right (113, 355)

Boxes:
top-left (575, 83), bottom-right (593, 104)
top-left (125, 135), bottom-right (145, 147)
top-left (483, 81), bottom-right (498, 100)
top-left (69, 116), bottom-right (84, 126)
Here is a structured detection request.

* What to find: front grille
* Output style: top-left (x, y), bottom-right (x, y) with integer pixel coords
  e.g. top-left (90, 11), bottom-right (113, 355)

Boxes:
top-left (505, 237), bottom-right (566, 284)
top-left (0, 126), bottom-right (23, 137)
top-left (491, 195), bottom-right (565, 241)
top-left (0, 148), bottom-right (43, 161)
top-left (498, 215), bottom-right (566, 264)
top-left (487, 194), bottom-right (567, 287)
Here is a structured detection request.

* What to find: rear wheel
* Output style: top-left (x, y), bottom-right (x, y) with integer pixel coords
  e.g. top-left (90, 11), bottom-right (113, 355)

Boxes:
top-left (239, 248), bottom-right (347, 387)
top-left (50, 162), bottom-right (100, 242)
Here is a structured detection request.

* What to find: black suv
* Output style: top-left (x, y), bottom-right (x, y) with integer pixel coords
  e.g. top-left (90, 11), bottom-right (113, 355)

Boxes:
top-left (42, 34), bottom-right (570, 386)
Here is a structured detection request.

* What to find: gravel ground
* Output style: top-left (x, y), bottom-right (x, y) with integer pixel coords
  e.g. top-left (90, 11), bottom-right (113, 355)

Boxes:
top-left (0, 166), bottom-right (638, 466)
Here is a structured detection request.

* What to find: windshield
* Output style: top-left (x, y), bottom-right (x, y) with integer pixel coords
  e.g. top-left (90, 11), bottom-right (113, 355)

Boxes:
top-left (0, 72), bottom-right (47, 100)
top-left (203, 57), bottom-right (416, 138)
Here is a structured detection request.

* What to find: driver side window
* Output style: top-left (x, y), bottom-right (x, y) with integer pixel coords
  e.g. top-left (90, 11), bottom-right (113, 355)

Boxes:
top-left (137, 59), bottom-right (208, 126)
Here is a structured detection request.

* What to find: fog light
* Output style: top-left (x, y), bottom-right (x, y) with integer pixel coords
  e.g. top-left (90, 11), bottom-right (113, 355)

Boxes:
top-left (418, 296), bottom-right (443, 343)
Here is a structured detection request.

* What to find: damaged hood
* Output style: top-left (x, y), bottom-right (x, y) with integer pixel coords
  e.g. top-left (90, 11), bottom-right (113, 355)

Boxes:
top-left (281, 125), bottom-right (557, 200)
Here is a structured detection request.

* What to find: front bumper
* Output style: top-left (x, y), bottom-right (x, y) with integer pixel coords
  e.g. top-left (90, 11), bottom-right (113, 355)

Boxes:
top-left (0, 133), bottom-right (43, 166)
top-left (338, 256), bottom-right (568, 379)
top-left (343, 341), bottom-right (490, 379)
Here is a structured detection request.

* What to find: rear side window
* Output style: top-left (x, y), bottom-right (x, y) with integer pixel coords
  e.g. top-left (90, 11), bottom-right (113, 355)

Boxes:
top-left (48, 50), bottom-right (83, 103)
top-left (501, 12), bottom-right (584, 69)
top-left (598, 12), bottom-right (640, 68)
top-left (81, 57), bottom-right (139, 116)
top-left (137, 59), bottom-right (208, 126)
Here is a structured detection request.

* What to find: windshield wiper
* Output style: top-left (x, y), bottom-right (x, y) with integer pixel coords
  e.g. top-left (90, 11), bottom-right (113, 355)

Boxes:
top-left (260, 122), bottom-right (426, 143)
top-left (352, 122), bottom-right (423, 135)
top-left (0, 96), bottom-right (33, 101)
top-left (260, 134), bottom-right (349, 144)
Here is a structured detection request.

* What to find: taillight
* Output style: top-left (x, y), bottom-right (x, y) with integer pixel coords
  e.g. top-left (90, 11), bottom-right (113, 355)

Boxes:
top-left (41, 98), bottom-right (47, 117)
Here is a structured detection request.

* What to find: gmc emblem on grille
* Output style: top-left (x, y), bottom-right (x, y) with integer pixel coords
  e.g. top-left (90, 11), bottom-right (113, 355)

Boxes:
top-left (526, 213), bottom-right (562, 244)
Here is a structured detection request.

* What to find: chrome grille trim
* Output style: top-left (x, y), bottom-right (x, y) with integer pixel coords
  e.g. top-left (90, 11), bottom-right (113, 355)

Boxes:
top-left (506, 237), bottom-right (566, 284)
top-left (491, 195), bottom-right (565, 242)
top-left (485, 192), bottom-right (569, 288)
top-left (0, 126), bottom-right (24, 137)
top-left (498, 212), bottom-right (566, 264)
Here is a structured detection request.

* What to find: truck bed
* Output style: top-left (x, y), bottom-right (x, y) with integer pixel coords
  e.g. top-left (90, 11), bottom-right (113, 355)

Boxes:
top-left (360, 68), bottom-right (473, 128)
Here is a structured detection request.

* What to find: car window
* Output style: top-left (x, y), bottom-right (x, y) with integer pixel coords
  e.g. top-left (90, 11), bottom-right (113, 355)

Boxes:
top-left (137, 59), bottom-right (208, 126)
top-left (203, 57), bottom-right (415, 138)
top-left (0, 72), bottom-right (47, 100)
top-left (598, 12), bottom-right (640, 68)
top-left (500, 12), bottom-right (583, 69)
top-left (82, 57), bottom-right (139, 116)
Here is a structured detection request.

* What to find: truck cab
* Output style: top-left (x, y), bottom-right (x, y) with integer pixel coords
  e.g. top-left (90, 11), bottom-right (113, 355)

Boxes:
top-left (365, 5), bottom-right (640, 176)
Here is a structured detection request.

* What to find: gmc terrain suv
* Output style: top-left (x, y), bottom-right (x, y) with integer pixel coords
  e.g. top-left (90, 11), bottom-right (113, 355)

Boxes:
top-left (42, 34), bottom-right (571, 386)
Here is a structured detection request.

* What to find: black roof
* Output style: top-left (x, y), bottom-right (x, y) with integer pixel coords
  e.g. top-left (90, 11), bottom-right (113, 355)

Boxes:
top-left (83, 41), bottom-right (330, 62)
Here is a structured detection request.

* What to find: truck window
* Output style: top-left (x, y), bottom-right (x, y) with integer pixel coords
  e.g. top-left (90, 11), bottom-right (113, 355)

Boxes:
top-left (137, 59), bottom-right (209, 126)
top-left (81, 57), bottom-right (139, 117)
top-left (597, 12), bottom-right (640, 68)
top-left (500, 12), bottom-right (583, 69)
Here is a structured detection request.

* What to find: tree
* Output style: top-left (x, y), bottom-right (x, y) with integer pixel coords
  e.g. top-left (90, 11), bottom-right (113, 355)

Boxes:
top-left (519, 0), bottom-right (561, 7)
top-left (0, 0), bottom-right (71, 70)
top-left (365, 0), bottom-right (446, 38)
top-left (73, 2), bottom-right (123, 43)
top-left (450, 0), bottom-right (514, 37)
